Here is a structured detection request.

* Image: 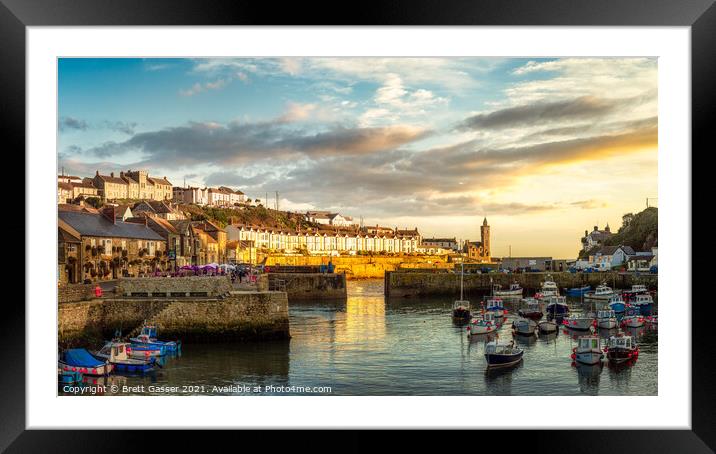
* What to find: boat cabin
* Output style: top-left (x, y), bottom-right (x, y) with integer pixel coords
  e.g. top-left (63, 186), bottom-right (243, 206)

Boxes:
top-left (631, 284), bottom-right (648, 293)
top-left (485, 340), bottom-right (516, 355)
top-left (597, 309), bottom-right (616, 319)
top-left (578, 336), bottom-right (600, 351)
top-left (97, 342), bottom-right (130, 362)
top-left (486, 298), bottom-right (504, 309)
top-left (453, 300), bottom-right (470, 310)
top-left (634, 294), bottom-right (653, 304)
top-left (594, 283), bottom-right (613, 295)
top-left (608, 336), bottom-right (634, 349)
top-left (608, 294), bottom-right (624, 304)
top-left (140, 326), bottom-right (158, 339)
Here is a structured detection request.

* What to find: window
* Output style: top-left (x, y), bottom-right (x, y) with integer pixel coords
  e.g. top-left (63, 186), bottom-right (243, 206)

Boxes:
top-left (103, 239), bottom-right (112, 255)
top-left (121, 240), bottom-right (126, 250)
top-left (148, 241), bottom-right (156, 256)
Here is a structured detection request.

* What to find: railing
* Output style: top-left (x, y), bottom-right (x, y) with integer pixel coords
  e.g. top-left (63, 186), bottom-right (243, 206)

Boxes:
top-left (269, 278), bottom-right (287, 292)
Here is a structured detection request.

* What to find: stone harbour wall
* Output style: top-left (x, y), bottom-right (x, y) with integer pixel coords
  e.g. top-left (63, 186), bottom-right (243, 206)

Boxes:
top-left (384, 271), bottom-right (658, 298)
top-left (268, 273), bottom-right (347, 300)
top-left (58, 283), bottom-right (97, 303)
top-left (264, 255), bottom-right (451, 279)
top-left (115, 275), bottom-right (233, 297)
top-left (58, 290), bottom-right (289, 348)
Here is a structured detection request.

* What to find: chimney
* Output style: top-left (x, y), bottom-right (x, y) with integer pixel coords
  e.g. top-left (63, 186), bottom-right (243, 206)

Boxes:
top-left (101, 206), bottom-right (116, 224)
top-left (585, 230), bottom-right (588, 237)
top-left (110, 172), bottom-right (115, 178)
top-left (96, 170), bottom-right (99, 176)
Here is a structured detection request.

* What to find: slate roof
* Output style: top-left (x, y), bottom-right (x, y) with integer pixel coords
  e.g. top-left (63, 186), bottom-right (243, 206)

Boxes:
top-left (58, 210), bottom-right (164, 241)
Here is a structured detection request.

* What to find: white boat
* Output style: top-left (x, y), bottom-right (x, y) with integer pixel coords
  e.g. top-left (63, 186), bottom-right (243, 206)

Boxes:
top-left (596, 309), bottom-right (618, 329)
top-left (494, 282), bottom-right (523, 298)
top-left (572, 335), bottom-right (603, 365)
top-left (536, 276), bottom-right (560, 299)
top-left (512, 317), bottom-right (538, 336)
top-left (538, 319), bottom-right (558, 333)
top-left (621, 314), bottom-right (645, 328)
top-left (584, 283), bottom-right (617, 301)
top-left (631, 294), bottom-right (655, 315)
top-left (563, 313), bottom-right (595, 331)
top-left (467, 312), bottom-right (499, 336)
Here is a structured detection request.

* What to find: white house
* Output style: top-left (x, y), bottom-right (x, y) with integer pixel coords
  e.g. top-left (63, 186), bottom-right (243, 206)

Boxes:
top-left (589, 245), bottom-right (635, 270)
top-left (423, 237), bottom-right (459, 251)
top-left (173, 186), bottom-right (209, 205)
top-left (581, 225), bottom-right (613, 251)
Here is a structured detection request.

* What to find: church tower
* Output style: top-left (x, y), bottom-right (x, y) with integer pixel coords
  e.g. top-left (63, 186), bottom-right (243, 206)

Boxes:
top-left (480, 217), bottom-right (491, 260)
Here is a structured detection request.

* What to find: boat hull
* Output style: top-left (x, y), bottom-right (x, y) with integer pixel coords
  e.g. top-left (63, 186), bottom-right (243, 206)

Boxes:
top-left (538, 321), bottom-right (558, 333)
top-left (563, 318), bottom-right (594, 331)
top-left (546, 304), bottom-right (569, 316)
top-left (621, 316), bottom-right (645, 328)
top-left (575, 350), bottom-right (603, 365)
top-left (494, 289), bottom-right (522, 297)
top-left (607, 348), bottom-right (638, 364)
top-left (584, 293), bottom-right (616, 301)
top-left (485, 351), bottom-right (523, 368)
top-left (468, 323), bottom-right (498, 335)
top-left (597, 318), bottom-right (617, 329)
top-left (608, 302), bottom-right (626, 313)
top-left (517, 309), bottom-right (543, 320)
top-left (565, 286), bottom-right (591, 297)
top-left (129, 341), bottom-right (168, 356)
top-left (58, 361), bottom-right (113, 376)
top-left (111, 360), bottom-right (154, 374)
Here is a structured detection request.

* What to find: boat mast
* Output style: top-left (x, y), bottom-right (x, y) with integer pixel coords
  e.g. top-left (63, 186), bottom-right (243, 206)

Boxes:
top-left (460, 261), bottom-right (464, 301)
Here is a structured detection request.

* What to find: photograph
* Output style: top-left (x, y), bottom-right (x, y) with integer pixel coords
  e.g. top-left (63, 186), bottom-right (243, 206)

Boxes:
top-left (56, 56), bottom-right (659, 397)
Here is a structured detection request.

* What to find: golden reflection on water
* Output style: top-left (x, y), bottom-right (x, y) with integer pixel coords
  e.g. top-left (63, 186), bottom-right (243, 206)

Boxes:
top-left (334, 284), bottom-right (386, 345)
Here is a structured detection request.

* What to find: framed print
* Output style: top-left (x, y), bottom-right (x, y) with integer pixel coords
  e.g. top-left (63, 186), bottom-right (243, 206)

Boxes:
top-left (4, 0), bottom-right (713, 450)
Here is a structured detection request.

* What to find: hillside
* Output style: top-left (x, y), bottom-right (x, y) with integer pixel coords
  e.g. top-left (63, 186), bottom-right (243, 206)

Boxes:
top-left (580, 207), bottom-right (658, 258)
top-left (178, 204), bottom-right (321, 230)
top-left (603, 207), bottom-right (658, 251)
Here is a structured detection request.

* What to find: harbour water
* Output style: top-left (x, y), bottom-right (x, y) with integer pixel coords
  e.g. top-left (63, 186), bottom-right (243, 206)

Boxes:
top-left (61, 279), bottom-right (657, 396)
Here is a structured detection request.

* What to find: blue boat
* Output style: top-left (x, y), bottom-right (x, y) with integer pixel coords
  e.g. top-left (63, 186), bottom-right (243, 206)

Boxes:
top-left (608, 295), bottom-right (626, 314)
top-left (59, 349), bottom-right (113, 376)
top-left (58, 368), bottom-right (83, 385)
top-left (565, 285), bottom-right (591, 297)
top-left (94, 341), bottom-right (156, 374)
top-left (484, 340), bottom-right (524, 368)
top-left (631, 294), bottom-right (654, 316)
top-left (546, 296), bottom-right (569, 316)
top-left (130, 325), bottom-right (181, 353)
top-left (485, 298), bottom-right (506, 318)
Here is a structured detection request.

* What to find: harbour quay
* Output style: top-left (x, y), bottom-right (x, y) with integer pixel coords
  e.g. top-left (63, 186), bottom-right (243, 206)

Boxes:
top-left (384, 271), bottom-right (658, 298)
top-left (58, 276), bottom-right (289, 347)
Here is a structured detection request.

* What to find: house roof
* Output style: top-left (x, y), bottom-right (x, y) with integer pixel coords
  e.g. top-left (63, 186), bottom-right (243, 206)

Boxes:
top-left (95, 173), bottom-right (127, 185)
top-left (58, 225), bottom-right (81, 243)
top-left (148, 176), bottom-right (172, 186)
top-left (58, 203), bottom-right (99, 214)
top-left (424, 237), bottom-right (456, 243)
top-left (596, 246), bottom-right (620, 255)
top-left (58, 182), bottom-right (74, 191)
top-left (58, 210), bottom-right (164, 241)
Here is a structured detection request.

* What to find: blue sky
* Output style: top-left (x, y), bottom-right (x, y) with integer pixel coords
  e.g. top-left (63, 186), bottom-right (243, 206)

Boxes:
top-left (58, 57), bottom-right (657, 257)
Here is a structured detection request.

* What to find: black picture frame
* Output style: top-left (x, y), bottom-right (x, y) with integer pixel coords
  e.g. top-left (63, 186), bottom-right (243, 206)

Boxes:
top-left (3, 0), bottom-right (711, 451)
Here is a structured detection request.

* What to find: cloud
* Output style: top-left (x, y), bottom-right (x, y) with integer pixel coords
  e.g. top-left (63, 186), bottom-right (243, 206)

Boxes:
top-left (179, 78), bottom-right (231, 96)
top-left (359, 73), bottom-right (448, 126)
top-left (59, 116), bottom-right (88, 132)
top-left (103, 120), bottom-right (137, 135)
top-left (279, 102), bottom-right (317, 122)
top-left (82, 118), bottom-right (431, 168)
top-left (458, 96), bottom-right (616, 131)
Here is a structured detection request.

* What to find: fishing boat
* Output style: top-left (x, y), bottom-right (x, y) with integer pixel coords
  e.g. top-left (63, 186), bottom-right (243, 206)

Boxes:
top-left (607, 294), bottom-right (626, 314)
top-left (562, 313), bottom-right (596, 331)
top-left (565, 285), bottom-right (591, 297)
top-left (59, 349), bottom-right (113, 376)
top-left (596, 309), bottom-right (618, 329)
top-left (584, 283), bottom-right (617, 301)
top-left (485, 297), bottom-right (506, 318)
top-left (128, 334), bottom-right (168, 356)
top-left (467, 312), bottom-right (499, 336)
top-left (58, 368), bottom-right (83, 386)
top-left (622, 284), bottom-right (650, 301)
top-left (571, 335), bottom-right (604, 365)
top-left (484, 339), bottom-right (524, 368)
top-left (494, 282), bottom-right (523, 298)
top-left (452, 262), bottom-right (471, 321)
top-left (538, 318), bottom-right (558, 333)
top-left (535, 276), bottom-right (560, 299)
top-left (130, 325), bottom-right (181, 353)
top-left (545, 296), bottom-right (569, 316)
top-left (512, 317), bottom-right (538, 336)
top-left (94, 341), bottom-right (156, 374)
top-left (621, 314), bottom-right (645, 328)
top-left (631, 294), bottom-right (654, 316)
top-left (518, 298), bottom-right (543, 320)
top-left (605, 334), bottom-right (639, 364)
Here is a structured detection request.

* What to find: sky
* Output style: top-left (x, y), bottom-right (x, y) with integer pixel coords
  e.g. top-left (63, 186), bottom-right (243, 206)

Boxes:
top-left (58, 57), bottom-right (658, 258)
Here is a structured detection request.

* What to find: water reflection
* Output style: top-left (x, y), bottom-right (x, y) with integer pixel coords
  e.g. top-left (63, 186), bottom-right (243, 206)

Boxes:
top-left (574, 362), bottom-right (603, 395)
